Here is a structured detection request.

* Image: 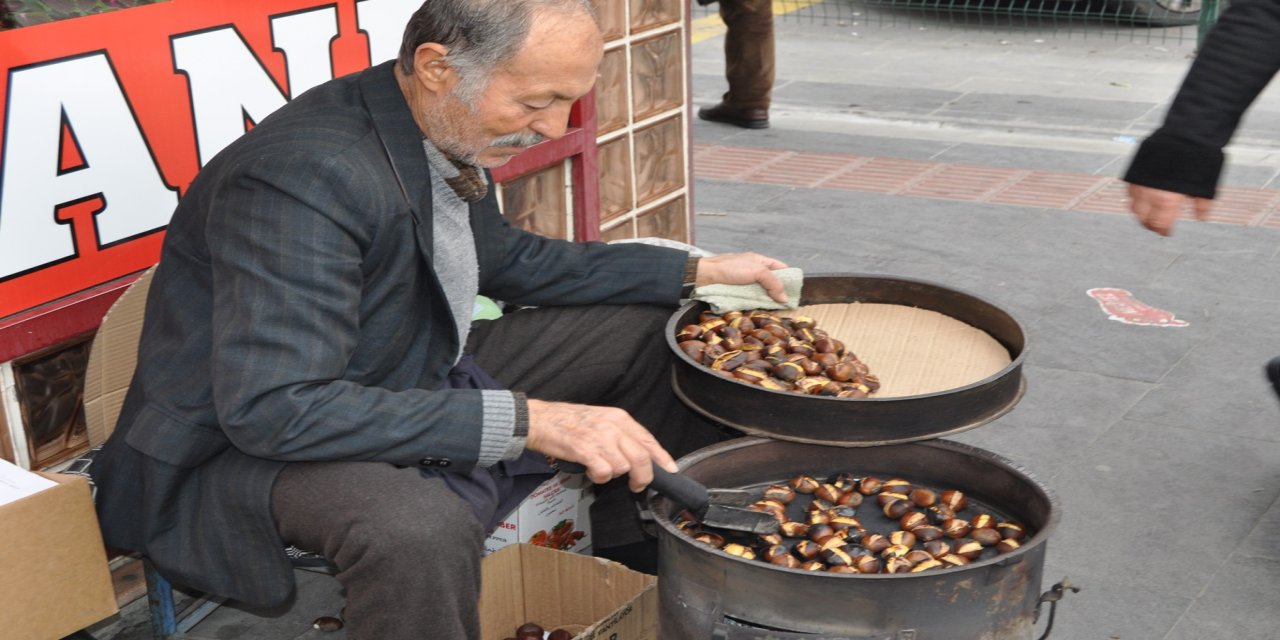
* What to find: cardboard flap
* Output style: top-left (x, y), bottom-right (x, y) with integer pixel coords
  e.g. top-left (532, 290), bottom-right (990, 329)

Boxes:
top-left (84, 266), bottom-right (155, 446)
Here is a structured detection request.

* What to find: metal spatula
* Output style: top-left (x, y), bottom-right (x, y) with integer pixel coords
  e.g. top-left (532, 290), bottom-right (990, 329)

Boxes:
top-left (559, 461), bottom-right (779, 535)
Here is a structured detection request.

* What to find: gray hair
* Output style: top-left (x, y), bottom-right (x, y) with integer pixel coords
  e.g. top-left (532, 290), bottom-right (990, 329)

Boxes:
top-left (398, 0), bottom-right (595, 103)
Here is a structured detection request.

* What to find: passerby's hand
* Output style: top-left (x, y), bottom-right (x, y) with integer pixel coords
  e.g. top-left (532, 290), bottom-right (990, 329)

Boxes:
top-left (1128, 183), bottom-right (1213, 236)
top-left (695, 252), bottom-right (790, 303)
top-left (525, 399), bottom-right (678, 492)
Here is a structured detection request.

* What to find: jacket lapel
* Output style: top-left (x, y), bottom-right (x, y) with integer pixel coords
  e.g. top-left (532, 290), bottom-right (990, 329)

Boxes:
top-left (359, 62), bottom-right (460, 359)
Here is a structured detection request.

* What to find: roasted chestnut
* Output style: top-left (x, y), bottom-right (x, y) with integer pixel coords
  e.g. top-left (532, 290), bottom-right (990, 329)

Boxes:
top-left (954, 539), bottom-right (984, 560)
top-left (996, 538), bottom-right (1021, 554)
top-left (828, 565), bottom-right (859, 574)
top-left (923, 540), bottom-right (952, 559)
top-left (905, 549), bottom-right (934, 565)
top-left (884, 557), bottom-right (914, 574)
top-left (516, 623), bottom-right (544, 640)
top-left (800, 560), bottom-right (826, 571)
top-left (881, 544), bottom-right (911, 559)
top-left (882, 499), bottom-right (914, 520)
top-left (779, 521), bottom-right (810, 538)
top-left (815, 483), bottom-right (844, 503)
top-left (940, 553), bottom-right (971, 567)
top-left (788, 474), bottom-right (821, 494)
top-left (888, 530), bottom-right (917, 548)
top-left (910, 559), bottom-right (944, 573)
top-left (808, 523), bottom-right (837, 544)
top-left (762, 484), bottom-right (796, 504)
top-left (821, 546), bottom-right (856, 567)
top-left (928, 504), bottom-right (957, 525)
top-left (853, 554), bottom-right (882, 574)
top-left (792, 540), bottom-right (821, 561)
top-left (899, 512), bottom-right (928, 532)
top-left (694, 532), bottom-right (725, 548)
top-left (857, 476), bottom-right (883, 496)
top-left (881, 478), bottom-right (912, 495)
top-left (876, 491), bottom-right (910, 507)
top-left (911, 524), bottom-right (944, 542)
top-left (941, 518), bottom-right (971, 539)
top-left (836, 491), bottom-right (864, 508)
top-left (722, 543), bottom-right (757, 560)
top-left (971, 528), bottom-right (1002, 547)
top-left (862, 533), bottom-right (890, 554)
top-left (970, 513), bottom-right (996, 530)
top-left (996, 522), bottom-right (1026, 541)
top-left (940, 489), bottom-right (968, 511)
top-left (909, 488), bottom-right (937, 508)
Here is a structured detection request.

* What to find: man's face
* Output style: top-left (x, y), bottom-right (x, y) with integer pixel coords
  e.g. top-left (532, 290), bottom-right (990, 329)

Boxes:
top-left (423, 10), bottom-right (603, 168)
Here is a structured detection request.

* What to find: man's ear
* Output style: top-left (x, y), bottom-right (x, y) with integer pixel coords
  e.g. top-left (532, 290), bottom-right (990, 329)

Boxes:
top-left (412, 43), bottom-right (454, 93)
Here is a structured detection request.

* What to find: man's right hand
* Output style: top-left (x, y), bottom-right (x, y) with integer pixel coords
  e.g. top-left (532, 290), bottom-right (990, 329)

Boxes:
top-left (525, 399), bottom-right (678, 492)
top-left (1128, 183), bottom-right (1213, 237)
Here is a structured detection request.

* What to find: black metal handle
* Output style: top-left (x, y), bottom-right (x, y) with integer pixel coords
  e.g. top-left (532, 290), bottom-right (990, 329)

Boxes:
top-left (557, 460), bottom-right (710, 514)
top-left (1034, 577), bottom-right (1080, 640)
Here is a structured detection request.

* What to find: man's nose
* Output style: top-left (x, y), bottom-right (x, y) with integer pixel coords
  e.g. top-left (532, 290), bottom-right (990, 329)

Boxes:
top-left (529, 102), bottom-right (573, 141)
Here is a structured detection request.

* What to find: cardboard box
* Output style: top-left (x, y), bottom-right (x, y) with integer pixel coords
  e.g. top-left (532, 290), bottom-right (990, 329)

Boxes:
top-left (0, 472), bottom-right (118, 640)
top-left (485, 472), bottom-right (595, 556)
top-left (480, 544), bottom-right (657, 640)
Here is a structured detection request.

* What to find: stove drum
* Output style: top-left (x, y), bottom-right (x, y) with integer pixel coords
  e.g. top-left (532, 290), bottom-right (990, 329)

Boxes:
top-left (651, 438), bottom-right (1063, 640)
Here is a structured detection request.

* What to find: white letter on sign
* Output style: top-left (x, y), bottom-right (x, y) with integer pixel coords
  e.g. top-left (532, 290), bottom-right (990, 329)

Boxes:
top-left (270, 6), bottom-right (340, 97)
top-left (0, 53), bottom-right (178, 279)
top-left (356, 0), bottom-right (419, 65)
top-left (172, 27), bottom-right (289, 166)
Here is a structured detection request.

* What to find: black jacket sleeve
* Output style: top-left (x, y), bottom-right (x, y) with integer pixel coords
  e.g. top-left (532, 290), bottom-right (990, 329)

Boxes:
top-left (1124, 0), bottom-right (1280, 198)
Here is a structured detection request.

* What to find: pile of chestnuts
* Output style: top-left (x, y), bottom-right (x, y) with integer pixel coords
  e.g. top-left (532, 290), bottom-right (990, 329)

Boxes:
top-left (675, 309), bottom-right (881, 398)
top-left (504, 622), bottom-right (573, 640)
top-left (675, 472), bottom-right (1030, 575)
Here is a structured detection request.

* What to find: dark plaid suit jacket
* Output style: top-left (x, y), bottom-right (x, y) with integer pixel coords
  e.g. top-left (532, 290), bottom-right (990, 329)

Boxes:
top-left (90, 61), bottom-right (687, 607)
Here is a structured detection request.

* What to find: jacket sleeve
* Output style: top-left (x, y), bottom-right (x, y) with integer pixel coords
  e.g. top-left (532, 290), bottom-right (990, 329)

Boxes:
top-left (1124, 0), bottom-right (1280, 198)
top-left (476, 204), bottom-right (690, 308)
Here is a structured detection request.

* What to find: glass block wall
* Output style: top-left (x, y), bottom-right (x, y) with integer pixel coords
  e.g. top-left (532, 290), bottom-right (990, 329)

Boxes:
top-left (594, 0), bottom-right (691, 243)
top-left (498, 0), bottom-right (693, 244)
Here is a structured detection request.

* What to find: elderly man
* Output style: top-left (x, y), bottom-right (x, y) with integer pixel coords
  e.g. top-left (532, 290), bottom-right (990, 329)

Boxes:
top-left (89, 0), bottom-right (787, 638)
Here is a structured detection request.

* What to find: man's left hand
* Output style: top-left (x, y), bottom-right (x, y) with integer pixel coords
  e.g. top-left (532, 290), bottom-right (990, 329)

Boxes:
top-left (694, 253), bottom-right (790, 303)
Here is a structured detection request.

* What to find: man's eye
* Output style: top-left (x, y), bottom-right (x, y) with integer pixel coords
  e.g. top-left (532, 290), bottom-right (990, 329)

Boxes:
top-left (523, 100), bottom-right (553, 110)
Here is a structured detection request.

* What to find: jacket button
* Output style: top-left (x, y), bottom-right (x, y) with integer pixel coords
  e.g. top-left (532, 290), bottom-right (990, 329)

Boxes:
top-left (419, 457), bottom-right (436, 467)
top-left (437, 459), bottom-right (451, 468)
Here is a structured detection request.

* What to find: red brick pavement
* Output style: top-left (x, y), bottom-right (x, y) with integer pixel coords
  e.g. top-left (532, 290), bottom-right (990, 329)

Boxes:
top-left (693, 143), bottom-right (1280, 228)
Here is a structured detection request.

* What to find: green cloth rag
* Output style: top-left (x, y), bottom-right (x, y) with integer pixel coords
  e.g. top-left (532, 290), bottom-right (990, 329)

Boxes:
top-left (692, 267), bottom-right (804, 314)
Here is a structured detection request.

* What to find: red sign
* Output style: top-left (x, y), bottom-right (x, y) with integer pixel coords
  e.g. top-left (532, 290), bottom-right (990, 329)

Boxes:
top-left (0, 0), bottom-right (421, 320)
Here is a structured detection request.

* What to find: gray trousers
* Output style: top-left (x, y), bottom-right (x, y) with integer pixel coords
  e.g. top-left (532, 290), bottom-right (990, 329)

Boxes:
top-left (270, 304), bottom-right (727, 640)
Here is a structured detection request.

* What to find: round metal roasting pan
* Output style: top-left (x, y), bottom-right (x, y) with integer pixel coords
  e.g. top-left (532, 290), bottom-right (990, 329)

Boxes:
top-left (651, 437), bottom-right (1062, 639)
top-left (667, 273), bottom-right (1028, 446)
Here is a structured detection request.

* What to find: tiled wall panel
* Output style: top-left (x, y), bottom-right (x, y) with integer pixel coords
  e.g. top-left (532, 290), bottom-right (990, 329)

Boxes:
top-left (500, 164), bottom-right (569, 240)
top-left (633, 115), bottom-right (685, 207)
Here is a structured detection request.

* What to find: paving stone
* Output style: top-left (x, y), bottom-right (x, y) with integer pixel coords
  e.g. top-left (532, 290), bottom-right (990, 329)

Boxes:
top-left (1031, 561), bottom-right (1189, 640)
top-left (1163, 555), bottom-right (1280, 640)
top-left (1045, 419), bottom-right (1280, 600)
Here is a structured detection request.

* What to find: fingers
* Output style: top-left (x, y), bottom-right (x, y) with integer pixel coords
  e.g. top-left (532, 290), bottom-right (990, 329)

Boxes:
top-left (1192, 197), bottom-right (1213, 220)
top-left (1128, 184), bottom-right (1179, 236)
top-left (525, 400), bottom-right (673, 491)
top-left (757, 268), bottom-right (789, 304)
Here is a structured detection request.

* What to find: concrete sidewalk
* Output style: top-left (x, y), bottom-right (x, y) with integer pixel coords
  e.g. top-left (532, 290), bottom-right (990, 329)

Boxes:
top-left (86, 6), bottom-right (1280, 640)
top-left (687, 9), bottom-right (1280, 640)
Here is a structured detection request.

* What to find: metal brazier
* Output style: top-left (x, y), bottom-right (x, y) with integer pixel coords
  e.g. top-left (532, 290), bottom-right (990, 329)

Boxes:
top-left (651, 437), bottom-right (1061, 639)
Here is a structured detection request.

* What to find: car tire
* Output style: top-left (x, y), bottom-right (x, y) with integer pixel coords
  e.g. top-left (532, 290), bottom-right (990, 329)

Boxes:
top-left (1111, 0), bottom-right (1203, 26)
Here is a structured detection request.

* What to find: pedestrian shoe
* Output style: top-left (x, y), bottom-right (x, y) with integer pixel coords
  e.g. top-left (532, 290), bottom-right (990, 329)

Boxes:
top-left (697, 102), bottom-right (769, 129)
top-left (1267, 356), bottom-right (1280, 401)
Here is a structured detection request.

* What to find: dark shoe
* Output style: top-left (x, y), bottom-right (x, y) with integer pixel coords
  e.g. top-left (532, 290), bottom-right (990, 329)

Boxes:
top-left (1267, 356), bottom-right (1280, 401)
top-left (698, 102), bottom-right (769, 129)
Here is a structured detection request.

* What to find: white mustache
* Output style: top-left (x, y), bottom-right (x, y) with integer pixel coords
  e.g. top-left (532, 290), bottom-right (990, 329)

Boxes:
top-left (490, 132), bottom-right (545, 148)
